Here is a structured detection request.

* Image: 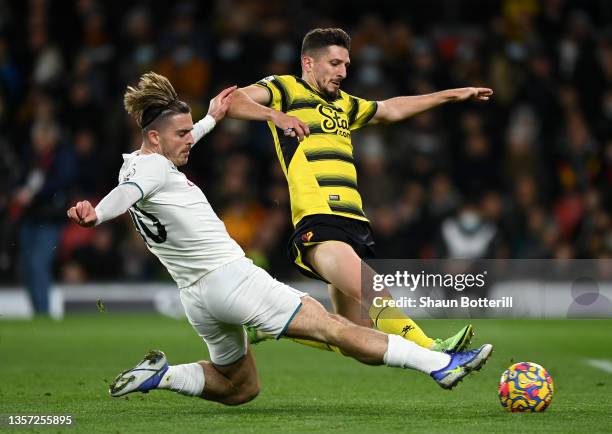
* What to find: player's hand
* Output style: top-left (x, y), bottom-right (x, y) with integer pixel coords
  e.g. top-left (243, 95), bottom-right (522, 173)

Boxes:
top-left (67, 200), bottom-right (97, 228)
top-left (208, 85), bottom-right (238, 122)
top-left (270, 112), bottom-right (310, 141)
top-left (452, 87), bottom-right (493, 102)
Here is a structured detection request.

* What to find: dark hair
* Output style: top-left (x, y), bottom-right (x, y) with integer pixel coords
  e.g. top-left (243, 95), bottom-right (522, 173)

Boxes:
top-left (124, 72), bottom-right (190, 130)
top-left (301, 28), bottom-right (351, 56)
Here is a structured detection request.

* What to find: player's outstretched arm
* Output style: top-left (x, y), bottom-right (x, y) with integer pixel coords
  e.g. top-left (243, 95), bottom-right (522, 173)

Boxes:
top-left (207, 85), bottom-right (237, 122)
top-left (67, 184), bottom-right (141, 228)
top-left (192, 86), bottom-right (237, 144)
top-left (227, 86), bottom-right (310, 140)
top-left (374, 87), bottom-right (493, 123)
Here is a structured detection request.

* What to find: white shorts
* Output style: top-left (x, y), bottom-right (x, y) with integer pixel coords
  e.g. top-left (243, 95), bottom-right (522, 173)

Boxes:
top-left (179, 257), bottom-right (306, 366)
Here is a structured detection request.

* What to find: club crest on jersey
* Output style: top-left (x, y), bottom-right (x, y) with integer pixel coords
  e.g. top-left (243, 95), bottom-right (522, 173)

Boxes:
top-left (301, 231), bottom-right (314, 242)
top-left (122, 167), bottom-right (136, 182)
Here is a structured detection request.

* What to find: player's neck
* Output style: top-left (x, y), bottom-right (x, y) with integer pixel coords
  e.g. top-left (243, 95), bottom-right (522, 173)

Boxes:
top-left (301, 73), bottom-right (322, 94)
top-left (140, 142), bottom-right (161, 156)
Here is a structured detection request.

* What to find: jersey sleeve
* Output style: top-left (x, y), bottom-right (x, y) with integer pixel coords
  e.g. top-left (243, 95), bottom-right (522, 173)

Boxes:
top-left (191, 114), bottom-right (216, 145)
top-left (253, 75), bottom-right (284, 111)
top-left (119, 155), bottom-right (167, 200)
top-left (94, 183), bottom-right (142, 225)
top-left (347, 94), bottom-right (378, 131)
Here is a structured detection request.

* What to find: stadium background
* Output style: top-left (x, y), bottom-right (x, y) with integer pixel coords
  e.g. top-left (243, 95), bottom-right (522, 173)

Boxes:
top-left (0, 0), bottom-right (611, 302)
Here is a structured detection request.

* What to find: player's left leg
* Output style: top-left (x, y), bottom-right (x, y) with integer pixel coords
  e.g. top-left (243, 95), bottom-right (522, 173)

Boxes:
top-left (285, 296), bottom-right (492, 389)
top-left (280, 297), bottom-right (352, 355)
top-left (255, 283), bottom-right (368, 354)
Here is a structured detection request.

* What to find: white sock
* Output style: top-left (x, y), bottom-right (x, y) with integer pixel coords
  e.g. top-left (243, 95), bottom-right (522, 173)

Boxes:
top-left (158, 363), bottom-right (205, 396)
top-left (383, 334), bottom-right (451, 374)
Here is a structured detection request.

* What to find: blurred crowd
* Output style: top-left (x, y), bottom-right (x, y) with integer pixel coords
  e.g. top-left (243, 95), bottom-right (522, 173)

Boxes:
top-left (1, 0), bottom-right (611, 310)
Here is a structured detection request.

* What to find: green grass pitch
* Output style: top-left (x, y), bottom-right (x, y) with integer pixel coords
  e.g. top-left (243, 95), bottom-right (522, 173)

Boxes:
top-left (2, 315), bottom-right (611, 433)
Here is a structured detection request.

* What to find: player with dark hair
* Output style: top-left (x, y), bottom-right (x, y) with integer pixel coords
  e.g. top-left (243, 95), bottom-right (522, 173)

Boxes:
top-left (227, 28), bottom-right (494, 353)
top-left (67, 72), bottom-right (492, 403)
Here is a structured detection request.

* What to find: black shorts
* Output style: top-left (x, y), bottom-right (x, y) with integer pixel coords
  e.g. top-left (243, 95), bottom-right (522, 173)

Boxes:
top-left (287, 214), bottom-right (377, 282)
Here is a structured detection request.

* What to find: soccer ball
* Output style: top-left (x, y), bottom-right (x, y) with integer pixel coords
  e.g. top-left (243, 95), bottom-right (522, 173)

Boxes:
top-left (498, 362), bottom-right (554, 412)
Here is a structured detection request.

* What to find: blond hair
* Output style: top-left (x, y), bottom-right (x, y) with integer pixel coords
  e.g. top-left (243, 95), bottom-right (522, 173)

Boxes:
top-left (123, 72), bottom-right (190, 129)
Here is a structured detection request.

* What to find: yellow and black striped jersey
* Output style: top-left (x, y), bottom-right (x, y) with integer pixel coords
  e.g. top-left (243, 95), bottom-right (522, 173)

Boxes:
top-left (254, 74), bottom-right (378, 227)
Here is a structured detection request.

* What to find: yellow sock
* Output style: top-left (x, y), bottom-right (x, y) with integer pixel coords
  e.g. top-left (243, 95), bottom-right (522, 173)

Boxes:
top-left (289, 338), bottom-right (344, 354)
top-left (369, 297), bottom-right (434, 348)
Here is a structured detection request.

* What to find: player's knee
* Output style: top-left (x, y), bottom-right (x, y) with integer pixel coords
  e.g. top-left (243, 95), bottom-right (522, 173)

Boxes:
top-left (222, 382), bottom-right (260, 406)
top-left (222, 391), bottom-right (259, 406)
top-left (240, 382), bottom-right (260, 403)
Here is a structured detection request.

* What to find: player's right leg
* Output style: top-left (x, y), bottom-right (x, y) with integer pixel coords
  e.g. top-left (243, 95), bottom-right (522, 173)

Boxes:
top-left (199, 349), bottom-right (260, 405)
top-left (110, 262), bottom-right (263, 405)
top-left (109, 348), bottom-right (260, 405)
top-left (285, 296), bottom-right (492, 389)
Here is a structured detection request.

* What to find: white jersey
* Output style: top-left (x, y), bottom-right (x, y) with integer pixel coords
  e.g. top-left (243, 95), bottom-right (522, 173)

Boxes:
top-left (118, 151), bottom-right (244, 288)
